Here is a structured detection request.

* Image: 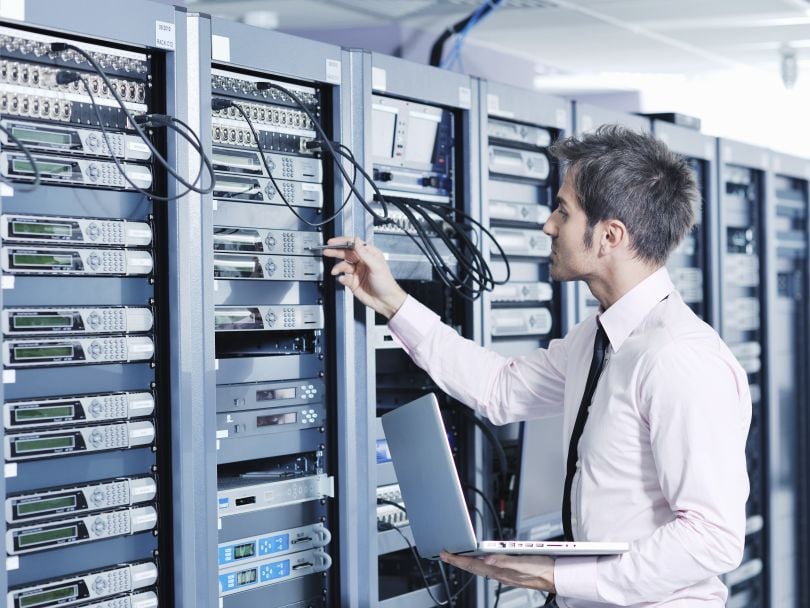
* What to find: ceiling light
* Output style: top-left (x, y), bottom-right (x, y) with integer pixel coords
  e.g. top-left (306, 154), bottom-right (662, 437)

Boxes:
top-left (240, 11), bottom-right (279, 29)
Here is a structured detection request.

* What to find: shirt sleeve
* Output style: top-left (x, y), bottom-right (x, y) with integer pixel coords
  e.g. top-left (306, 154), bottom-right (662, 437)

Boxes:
top-left (387, 295), bottom-right (568, 425)
top-left (554, 339), bottom-right (751, 604)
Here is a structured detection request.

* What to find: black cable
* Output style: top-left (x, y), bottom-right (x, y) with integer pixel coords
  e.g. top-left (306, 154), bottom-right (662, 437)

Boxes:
top-left (429, 0), bottom-right (499, 67)
top-left (438, 562), bottom-right (456, 608)
top-left (253, 81), bottom-right (392, 223)
top-left (380, 522), bottom-right (451, 606)
top-left (0, 123), bottom-right (40, 192)
top-left (48, 44), bottom-right (212, 195)
top-left (76, 74), bottom-right (210, 201)
top-left (217, 98), bottom-right (353, 227)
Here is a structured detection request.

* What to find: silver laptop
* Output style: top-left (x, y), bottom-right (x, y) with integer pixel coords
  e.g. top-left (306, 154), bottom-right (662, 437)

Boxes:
top-left (381, 394), bottom-right (630, 559)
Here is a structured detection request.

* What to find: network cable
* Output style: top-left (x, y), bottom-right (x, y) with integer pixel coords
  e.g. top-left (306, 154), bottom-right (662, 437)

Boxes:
top-left (430, 0), bottom-right (504, 69)
top-left (0, 122), bottom-right (41, 192)
top-left (48, 43), bottom-right (214, 198)
top-left (211, 98), bottom-right (358, 227)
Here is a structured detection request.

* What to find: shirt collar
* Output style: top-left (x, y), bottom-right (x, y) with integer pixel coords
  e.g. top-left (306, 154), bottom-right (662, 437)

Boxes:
top-left (596, 266), bottom-right (675, 352)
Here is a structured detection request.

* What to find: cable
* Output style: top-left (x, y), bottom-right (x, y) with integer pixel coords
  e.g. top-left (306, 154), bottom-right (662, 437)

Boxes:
top-left (214, 98), bottom-right (355, 227)
top-left (438, 562), bottom-right (456, 607)
top-left (429, 0), bottom-right (501, 68)
top-left (453, 405), bottom-right (508, 485)
top-left (0, 123), bottom-right (40, 192)
top-left (48, 43), bottom-right (213, 196)
top-left (442, 0), bottom-right (503, 70)
top-left (254, 80), bottom-right (392, 223)
top-left (74, 74), bottom-right (211, 201)
top-left (377, 195), bottom-right (511, 301)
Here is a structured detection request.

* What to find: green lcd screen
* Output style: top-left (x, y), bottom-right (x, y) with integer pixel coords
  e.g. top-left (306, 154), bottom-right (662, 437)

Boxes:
top-left (12, 253), bottom-right (73, 267)
top-left (14, 345), bottom-right (74, 359)
top-left (12, 158), bottom-right (71, 175)
top-left (14, 435), bottom-right (75, 453)
top-left (234, 542), bottom-right (255, 560)
top-left (17, 494), bottom-right (76, 517)
top-left (12, 126), bottom-right (72, 147)
top-left (13, 315), bottom-right (73, 329)
top-left (19, 584), bottom-right (78, 608)
top-left (14, 404), bottom-right (74, 421)
top-left (17, 524), bottom-right (77, 547)
top-left (11, 221), bottom-right (73, 237)
top-left (236, 569), bottom-right (257, 586)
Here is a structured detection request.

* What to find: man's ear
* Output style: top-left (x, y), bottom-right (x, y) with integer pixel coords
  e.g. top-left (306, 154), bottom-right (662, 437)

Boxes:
top-left (600, 218), bottom-right (628, 254)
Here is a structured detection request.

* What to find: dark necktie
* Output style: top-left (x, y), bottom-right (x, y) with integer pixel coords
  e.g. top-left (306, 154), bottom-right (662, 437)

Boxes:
top-left (561, 321), bottom-right (610, 541)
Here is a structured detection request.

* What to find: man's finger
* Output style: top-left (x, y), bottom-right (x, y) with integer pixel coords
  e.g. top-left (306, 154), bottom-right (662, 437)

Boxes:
top-left (330, 261), bottom-right (356, 276)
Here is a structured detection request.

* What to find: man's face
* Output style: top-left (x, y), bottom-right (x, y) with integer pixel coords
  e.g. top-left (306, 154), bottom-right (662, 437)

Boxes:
top-left (543, 171), bottom-right (597, 282)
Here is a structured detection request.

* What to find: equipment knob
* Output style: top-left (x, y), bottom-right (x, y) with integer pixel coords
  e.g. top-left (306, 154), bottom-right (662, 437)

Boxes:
top-left (92, 516), bottom-right (107, 534)
top-left (87, 163), bottom-right (100, 181)
top-left (265, 312), bottom-right (276, 327)
top-left (92, 576), bottom-right (108, 593)
top-left (265, 235), bottom-right (276, 250)
top-left (86, 134), bottom-right (100, 151)
top-left (89, 398), bottom-right (104, 417)
top-left (87, 311), bottom-right (102, 330)
top-left (265, 183), bottom-right (276, 199)
top-left (265, 261), bottom-right (276, 276)
top-left (87, 252), bottom-right (102, 269)
top-left (90, 428), bottom-right (104, 447)
top-left (92, 488), bottom-right (106, 505)
top-left (89, 341), bottom-right (103, 358)
top-left (87, 222), bottom-right (101, 240)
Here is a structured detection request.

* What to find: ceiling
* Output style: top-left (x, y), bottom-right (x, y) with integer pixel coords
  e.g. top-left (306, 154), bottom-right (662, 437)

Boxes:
top-left (184, 0), bottom-right (810, 79)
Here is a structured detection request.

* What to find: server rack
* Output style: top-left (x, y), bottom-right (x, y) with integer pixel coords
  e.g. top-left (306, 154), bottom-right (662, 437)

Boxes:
top-left (716, 138), bottom-right (770, 608)
top-left (348, 50), bottom-right (482, 607)
top-left (571, 102), bottom-right (651, 323)
top-left (650, 120), bottom-right (719, 326)
top-left (193, 16), bottom-right (349, 608)
top-left (0, 2), bottom-right (188, 607)
top-left (476, 79), bottom-right (570, 608)
top-left (764, 152), bottom-right (810, 608)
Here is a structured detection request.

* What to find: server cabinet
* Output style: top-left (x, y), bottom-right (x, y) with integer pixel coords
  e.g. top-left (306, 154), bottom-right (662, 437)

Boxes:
top-left (716, 139), bottom-right (770, 608)
top-left (476, 79), bottom-right (570, 608)
top-left (0, 2), bottom-right (188, 607)
top-left (196, 16), bottom-right (349, 608)
top-left (348, 50), bottom-right (481, 607)
top-left (765, 152), bottom-right (810, 608)
top-left (571, 102), bottom-right (651, 323)
top-left (650, 120), bottom-right (718, 326)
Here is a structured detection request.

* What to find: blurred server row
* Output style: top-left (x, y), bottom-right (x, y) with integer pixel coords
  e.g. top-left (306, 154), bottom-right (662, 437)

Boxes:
top-left (1, 3), bottom-right (808, 608)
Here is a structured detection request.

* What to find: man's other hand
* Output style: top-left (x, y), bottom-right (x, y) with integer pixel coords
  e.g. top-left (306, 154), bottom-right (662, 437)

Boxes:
top-left (322, 236), bottom-right (408, 319)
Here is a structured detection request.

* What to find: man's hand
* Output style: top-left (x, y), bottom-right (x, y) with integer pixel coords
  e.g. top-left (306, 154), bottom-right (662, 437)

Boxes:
top-left (440, 551), bottom-right (556, 592)
top-left (322, 236), bottom-right (408, 319)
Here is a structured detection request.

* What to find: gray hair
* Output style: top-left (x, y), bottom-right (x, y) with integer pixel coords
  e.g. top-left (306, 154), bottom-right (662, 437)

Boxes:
top-left (548, 124), bottom-right (698, 265)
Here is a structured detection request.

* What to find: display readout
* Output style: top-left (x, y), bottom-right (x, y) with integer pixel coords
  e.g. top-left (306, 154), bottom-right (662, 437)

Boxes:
top-left (213, 228), bottom-right (262, 252)
top-left (14, 345), bottom-right (74, 360)
top-left (18, 584), bottom-right (78, 608)
top-left (17, 524), bottom-right (77, 547)
top-left (13, 314), bottom-right (73, 329)
top-left (16, 494), bottom-right (77, 517)
top-left (237, 568), bottom-right (257, 586)
top-left (14, 435), bottom-right (75, 453)
top-left (213, 257), bottom-right (262, 279)
top-left (13, 158), bottom-right (72, 176)
top-left (11, 220), bottom-right (73, 237)
top-left (12, 126), bottom-right (72, 147)
top-left (14, 404), bottom-right (75, 422)
top-left (256, 387), bottom-right (296, 402)
top-left (257, 412), bottom-right (297, 427)
top-left (234, 542), bottom-right (256, 560)
top-left (12, 253), bottom-right (74, 268)
top-left (214, 309), bottom-right (263, 330)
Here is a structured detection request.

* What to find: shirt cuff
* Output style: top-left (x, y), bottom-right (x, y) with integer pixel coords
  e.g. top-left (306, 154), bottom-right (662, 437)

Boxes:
top-left (387, 295), bottom-right (441, 352)
top-left (554, 556), bottom-right (600, 603)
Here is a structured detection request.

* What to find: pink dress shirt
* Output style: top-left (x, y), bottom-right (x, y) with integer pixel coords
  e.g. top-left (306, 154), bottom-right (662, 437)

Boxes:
top-left (388, 267), bottom-right (751, 607)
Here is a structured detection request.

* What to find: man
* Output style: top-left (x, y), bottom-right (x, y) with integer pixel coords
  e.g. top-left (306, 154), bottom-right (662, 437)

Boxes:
top-left (324, 125), bottom-right (751, 607)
